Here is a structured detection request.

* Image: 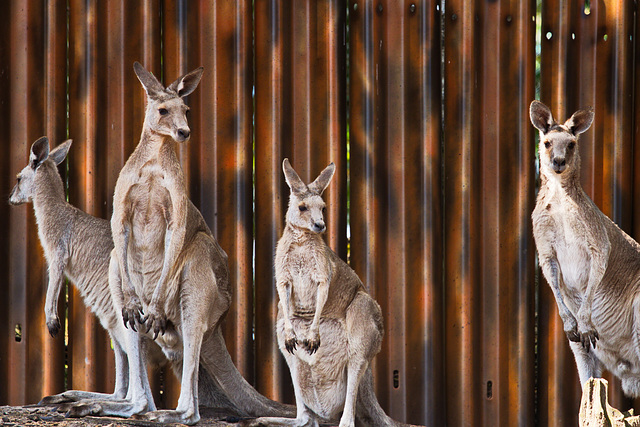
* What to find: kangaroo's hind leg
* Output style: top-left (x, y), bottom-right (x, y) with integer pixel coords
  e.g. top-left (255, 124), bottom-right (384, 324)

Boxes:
top-left (246, 359), bottom-right (318, 427)
top-left (248, 311), bottom-right (319, 427)
top-left (58, 254), bottom-right (156, 418)
top-left (339, 293), bottom-right (383, 427)
top-left (569, 340), bottom-right (601, 389)
top-left (38, 335), bottom-right (129, 405)
top-left (141, 233), bottom-right (228, 425)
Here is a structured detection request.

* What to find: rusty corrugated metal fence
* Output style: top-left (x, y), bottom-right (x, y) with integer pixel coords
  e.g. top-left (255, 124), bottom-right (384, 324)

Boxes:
top-left (1, 0), bottom-right (639, 425)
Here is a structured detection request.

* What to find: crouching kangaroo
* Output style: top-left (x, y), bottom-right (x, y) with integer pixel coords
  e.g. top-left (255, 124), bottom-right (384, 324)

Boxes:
top-left (531, 100), bottom-right (640, 396)
top-left (9, 137), bottom-right (291, 420)
top-left (251, 159), bottom-right (402, 427)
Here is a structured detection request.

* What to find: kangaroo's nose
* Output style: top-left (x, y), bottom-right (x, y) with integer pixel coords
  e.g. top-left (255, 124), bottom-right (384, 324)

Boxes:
top-left (553, 158), bottom-right (566, 167)
top-left (313, 221), bottom-right (326, 233)
top-left (552, 157), bottom-right (566, 174)
top-left (177, 128), bottom-right (190, 140)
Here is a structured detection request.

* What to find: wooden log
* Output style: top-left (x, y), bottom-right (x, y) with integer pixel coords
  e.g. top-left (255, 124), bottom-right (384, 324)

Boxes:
top-left (579, 378), bottom-right (640, 427)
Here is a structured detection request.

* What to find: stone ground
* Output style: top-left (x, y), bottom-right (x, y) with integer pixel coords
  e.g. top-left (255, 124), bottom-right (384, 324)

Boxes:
top-left (0, 405), bottom-right (247, 427)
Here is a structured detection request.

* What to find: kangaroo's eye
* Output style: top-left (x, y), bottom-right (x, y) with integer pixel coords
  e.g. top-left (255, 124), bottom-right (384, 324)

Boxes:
top-left (544, 141), bottom-right (551, 149)
top-left (159, 108), bottom-right (168, 116)
top-left (298, 205), bottom-right (307, 212)
top-left (568, 142), bottom-right (575, 150)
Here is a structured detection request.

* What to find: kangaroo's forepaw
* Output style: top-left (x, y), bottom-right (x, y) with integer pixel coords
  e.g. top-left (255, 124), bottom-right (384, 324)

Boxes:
top-left (580, 329), bottom-right (599, 351)
top-left (285, 337), bottom-right (298, 354)
top-left (122, 305), bottom-right (144, 332)
top-left (561, 313), bottom-right (581, 342)
top-left (46, 316), bottom-right (61, 338)
top-left (300, 329), bottom-right (320, 355)
top-left (284, 328), bottom-right (298, 353)
top-left (576, 313), bottom-right (599, 351)
top-left (565, 326), bottom-right (581, 343)
top-left (121, 288), bottom-right (144, 331)
top-left (144, 311), bottom-right (167, 340)
top-left (302, 337), bottom-right (320, 355)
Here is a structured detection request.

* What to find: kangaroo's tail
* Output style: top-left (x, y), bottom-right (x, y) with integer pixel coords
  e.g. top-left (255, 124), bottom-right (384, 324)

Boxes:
top-left (356, 368), bottom-right (417, 427)
top-left (198, 327), bottom-right (296, 418)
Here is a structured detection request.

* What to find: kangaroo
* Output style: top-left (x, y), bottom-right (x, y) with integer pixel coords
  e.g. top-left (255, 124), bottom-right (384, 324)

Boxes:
top-left (531, 100), bottom-right (640, 396)
top-left (250, 159), bottom-right (402, 427)
top-left (64, 62), bottom-right (291, 425)
top-left (9, 136), bottom-right (137, 404)
top-left (9, 136), bottom-right (292, 422)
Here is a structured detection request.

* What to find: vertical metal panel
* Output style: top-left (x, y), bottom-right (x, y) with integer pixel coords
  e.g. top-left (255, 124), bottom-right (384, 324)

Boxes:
top-left (442, 1), bottom-right (482, 424)
top-left (3, 0), bottom-right (67, 404)
top-left (635, 0), bottom-right (640, 242)
top-left (349, 1), bottom-right (443, 425)
top-left (254, 0), bottom-right (291, 403)
top-left (254, 0), bottom-right (347, 404)
top-left (443, 1), bottom-right (537, 426)
top-left (0, 1), bottom-right (10, 405)
top-left (539, 1), bottom-right (636, 424)
top-left (68, 0), bottom-right (110, 395)
top-left (41, 0), bottom-right (69, 401)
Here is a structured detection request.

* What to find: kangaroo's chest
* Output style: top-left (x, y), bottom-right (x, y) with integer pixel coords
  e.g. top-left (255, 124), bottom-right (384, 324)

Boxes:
top-left (538, 195), bottom-right (591, 292)
top-left (285, 245), bottom-right (330, 316)
top-left (125, 162), bottom-right (173, 259)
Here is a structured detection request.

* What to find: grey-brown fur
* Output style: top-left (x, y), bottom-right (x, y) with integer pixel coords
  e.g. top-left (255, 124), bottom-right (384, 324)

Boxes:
top-left (531, 100), bottom-right (640, 396)
top-left (9, 137), bottom-right (136, 404)
top-left (9, 137), bottom-right (293, 421)
top-left (250, 159), bottom-right (403, 427)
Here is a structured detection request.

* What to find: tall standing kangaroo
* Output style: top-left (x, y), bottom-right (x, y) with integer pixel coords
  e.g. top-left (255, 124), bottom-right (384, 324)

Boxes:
top-left (64, 62), bottom-right (291, 425)
top-left (252, 159), bottom-right (403, 427)
top-left (9, 136), bottom-right (291, 420)
top-left (531, 100), bottom-right (640, 396)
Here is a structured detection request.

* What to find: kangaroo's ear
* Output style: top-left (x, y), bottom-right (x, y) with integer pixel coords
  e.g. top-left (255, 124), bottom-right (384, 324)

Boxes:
top-left (282, 158), bottom-right (307, 194)
top-left (308, 162), bottom-right (336, 195)
top-left (564, 107), bottom-right (594, 136)
top-left (30, 136), bottom-right (50, 169)
top-left (133, 61), bottom-right (164, 98)
top-left (530, 100), bottom-right (555, 134)
top-left (49, 139), bottom-right (72, 165)
top-left (168, 67), bottom-right (204, 98)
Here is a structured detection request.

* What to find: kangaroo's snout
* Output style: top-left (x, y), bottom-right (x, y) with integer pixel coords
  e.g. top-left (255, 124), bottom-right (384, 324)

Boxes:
top-left (552, 157), bottom-right (566, 174)
top-left (8, 195), bottom-right (22, 206)
top-left (176, 128), bottom-right (190, 141)
top-left (312, 221), bottom-right (326, 233)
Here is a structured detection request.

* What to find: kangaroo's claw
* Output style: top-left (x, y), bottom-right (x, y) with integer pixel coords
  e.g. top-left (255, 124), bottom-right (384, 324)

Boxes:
top-left (566, 329), bottom-right (581, 342)
top-left (47, 317), bottom-right (61, 338)
top-left (580, 330), bottom-right (599, 352)
top-left (302, 338), bottom-right (320, 355)
top-left (122, 307), bottom-right (144, 332)
top-left (285, 338), bottom-right (297, 354)
top-left (144, 311), bottom-right (167, 340)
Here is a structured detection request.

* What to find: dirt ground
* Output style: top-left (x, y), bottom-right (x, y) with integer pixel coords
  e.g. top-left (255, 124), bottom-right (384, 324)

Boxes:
top-left (0, 405), bottom-right (247, 427)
